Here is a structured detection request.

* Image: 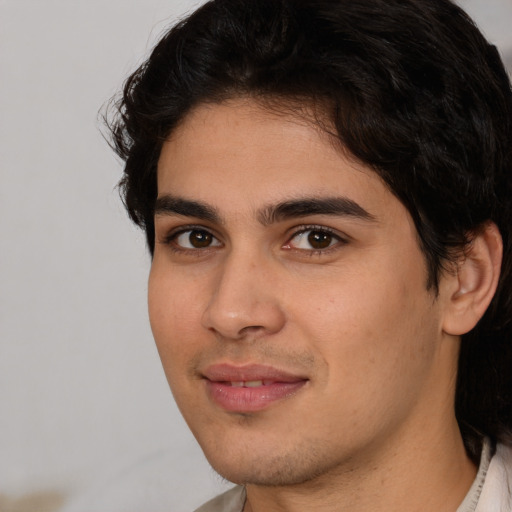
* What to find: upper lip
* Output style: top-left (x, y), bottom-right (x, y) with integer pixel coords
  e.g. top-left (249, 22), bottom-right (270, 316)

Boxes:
top-left (202, 363), bottom-right (308, 383)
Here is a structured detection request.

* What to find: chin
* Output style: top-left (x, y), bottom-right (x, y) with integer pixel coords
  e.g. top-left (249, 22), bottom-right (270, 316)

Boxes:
top-left (203, 438), bottom-right (343, 487)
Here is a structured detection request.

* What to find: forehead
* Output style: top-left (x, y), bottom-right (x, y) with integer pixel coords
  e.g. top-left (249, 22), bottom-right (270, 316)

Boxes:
top-left (157, 99), bottom-right (399, 217)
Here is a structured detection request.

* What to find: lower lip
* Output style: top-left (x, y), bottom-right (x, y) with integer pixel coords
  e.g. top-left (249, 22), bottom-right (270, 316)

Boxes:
top-left (205, 380), bottom-right (307, 413)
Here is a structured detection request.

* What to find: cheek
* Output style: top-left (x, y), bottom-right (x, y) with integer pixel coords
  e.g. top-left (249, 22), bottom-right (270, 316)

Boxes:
top-left (148, 265), bottom-right (203, 365)
top-left (304, 287), bottom-right (438, 441)
top-left (299, 252), bottom-right (437, 382)
top-left (148, 268), bottom-right (207, 413)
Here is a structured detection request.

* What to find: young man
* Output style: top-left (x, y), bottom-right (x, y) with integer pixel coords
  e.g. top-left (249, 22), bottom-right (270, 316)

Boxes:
top-left (108, 0), bottom-right (512, 510)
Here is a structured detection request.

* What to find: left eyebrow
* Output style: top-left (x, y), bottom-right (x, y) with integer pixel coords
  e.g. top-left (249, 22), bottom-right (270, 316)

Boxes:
top-left (257, 197), bottom-right (376, 226)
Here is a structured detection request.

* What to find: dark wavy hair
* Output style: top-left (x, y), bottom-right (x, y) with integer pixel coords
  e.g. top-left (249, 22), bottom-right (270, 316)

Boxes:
top-left (107, 0), bottom-right (512, 459)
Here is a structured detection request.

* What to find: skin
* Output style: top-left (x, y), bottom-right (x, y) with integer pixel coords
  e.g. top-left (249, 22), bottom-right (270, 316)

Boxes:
top-left (149, 98), bottom-right (478, 512)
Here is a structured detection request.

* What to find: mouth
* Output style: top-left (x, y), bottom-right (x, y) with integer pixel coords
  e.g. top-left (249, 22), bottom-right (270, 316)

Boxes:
top-left (225, 380), bottom-right (279, 387)
top-left (202, 364), bottom-right (309, 413)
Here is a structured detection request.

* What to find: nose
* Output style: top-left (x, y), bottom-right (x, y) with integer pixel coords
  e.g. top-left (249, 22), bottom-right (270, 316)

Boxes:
top-left (201, 252), bottom-right (286, 340)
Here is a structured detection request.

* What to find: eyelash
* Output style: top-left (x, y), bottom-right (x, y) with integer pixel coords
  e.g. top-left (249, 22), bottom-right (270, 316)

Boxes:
top-left (161, 224), bottom-right (347, 255)
top-left (284, 225), bottom-right (347, 255)
top-left (162, 225), bottom-right (222, 254)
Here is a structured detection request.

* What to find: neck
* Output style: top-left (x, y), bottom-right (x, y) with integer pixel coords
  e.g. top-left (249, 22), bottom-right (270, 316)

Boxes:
top-left (243, 417), bottom-right (477, 512)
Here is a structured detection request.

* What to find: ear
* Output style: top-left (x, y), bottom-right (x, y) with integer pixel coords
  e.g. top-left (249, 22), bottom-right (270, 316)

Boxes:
top-left (441, 222), bottom-right (503, 336)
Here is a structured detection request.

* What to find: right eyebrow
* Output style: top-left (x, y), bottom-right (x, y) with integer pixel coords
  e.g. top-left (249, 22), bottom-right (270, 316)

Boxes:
top-left (154, 195), bottom-right (221, 224)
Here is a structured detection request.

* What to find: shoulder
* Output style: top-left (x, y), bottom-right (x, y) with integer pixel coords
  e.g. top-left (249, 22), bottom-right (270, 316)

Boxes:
top-left (476, 442), bottom-right (512, 511)
top-left (194, 486), bottom-right (245, 512)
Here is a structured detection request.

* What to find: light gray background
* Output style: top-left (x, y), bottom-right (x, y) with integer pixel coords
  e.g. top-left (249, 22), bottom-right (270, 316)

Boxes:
top-left (1, 1), bottom-right (511, 511)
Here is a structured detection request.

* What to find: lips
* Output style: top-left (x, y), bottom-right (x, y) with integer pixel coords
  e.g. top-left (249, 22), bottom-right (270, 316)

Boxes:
top-left (202, 364), bottom-right (308, 413)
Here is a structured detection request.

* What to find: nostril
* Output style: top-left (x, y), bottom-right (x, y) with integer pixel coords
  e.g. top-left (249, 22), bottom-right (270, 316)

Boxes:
top-left (239, 325), bottom-right (267, 337)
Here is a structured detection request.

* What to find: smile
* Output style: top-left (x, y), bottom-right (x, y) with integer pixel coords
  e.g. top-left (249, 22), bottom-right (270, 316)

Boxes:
top-left (202, 364), bottom-right (309, 413)
top-left (228, 380), bottom-right (275, 387)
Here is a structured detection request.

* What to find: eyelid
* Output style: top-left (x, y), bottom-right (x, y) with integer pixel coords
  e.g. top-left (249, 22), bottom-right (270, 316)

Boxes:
top-left (283, 224), bottom-right (349, 252)
top-left (160, 224), bottom-right (222, 248)
top-left (157, 222), bottom-right (348, 254)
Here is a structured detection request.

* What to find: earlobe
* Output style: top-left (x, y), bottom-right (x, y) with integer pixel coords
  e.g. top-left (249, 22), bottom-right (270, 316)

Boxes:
top-left (442, 222), bottom-right (503, 336)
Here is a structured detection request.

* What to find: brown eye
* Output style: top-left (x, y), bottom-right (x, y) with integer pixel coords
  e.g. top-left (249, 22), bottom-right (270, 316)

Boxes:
top-left (285, 228), bottom-right (342, 252)
top-left (307, 231), bottom-right (333, 249)
top-left (189, 230), bottom-right (212, 248)
top-left (174, 229), bottom-right (221, 249)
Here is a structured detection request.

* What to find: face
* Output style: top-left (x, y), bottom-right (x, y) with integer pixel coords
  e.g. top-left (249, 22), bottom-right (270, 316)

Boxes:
top-left (149, 99), bottom-right (458, 486)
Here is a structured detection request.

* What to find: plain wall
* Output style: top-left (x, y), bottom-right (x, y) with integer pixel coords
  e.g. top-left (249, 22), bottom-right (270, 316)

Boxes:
top-left (1, 1), bottom-right (511, 511)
